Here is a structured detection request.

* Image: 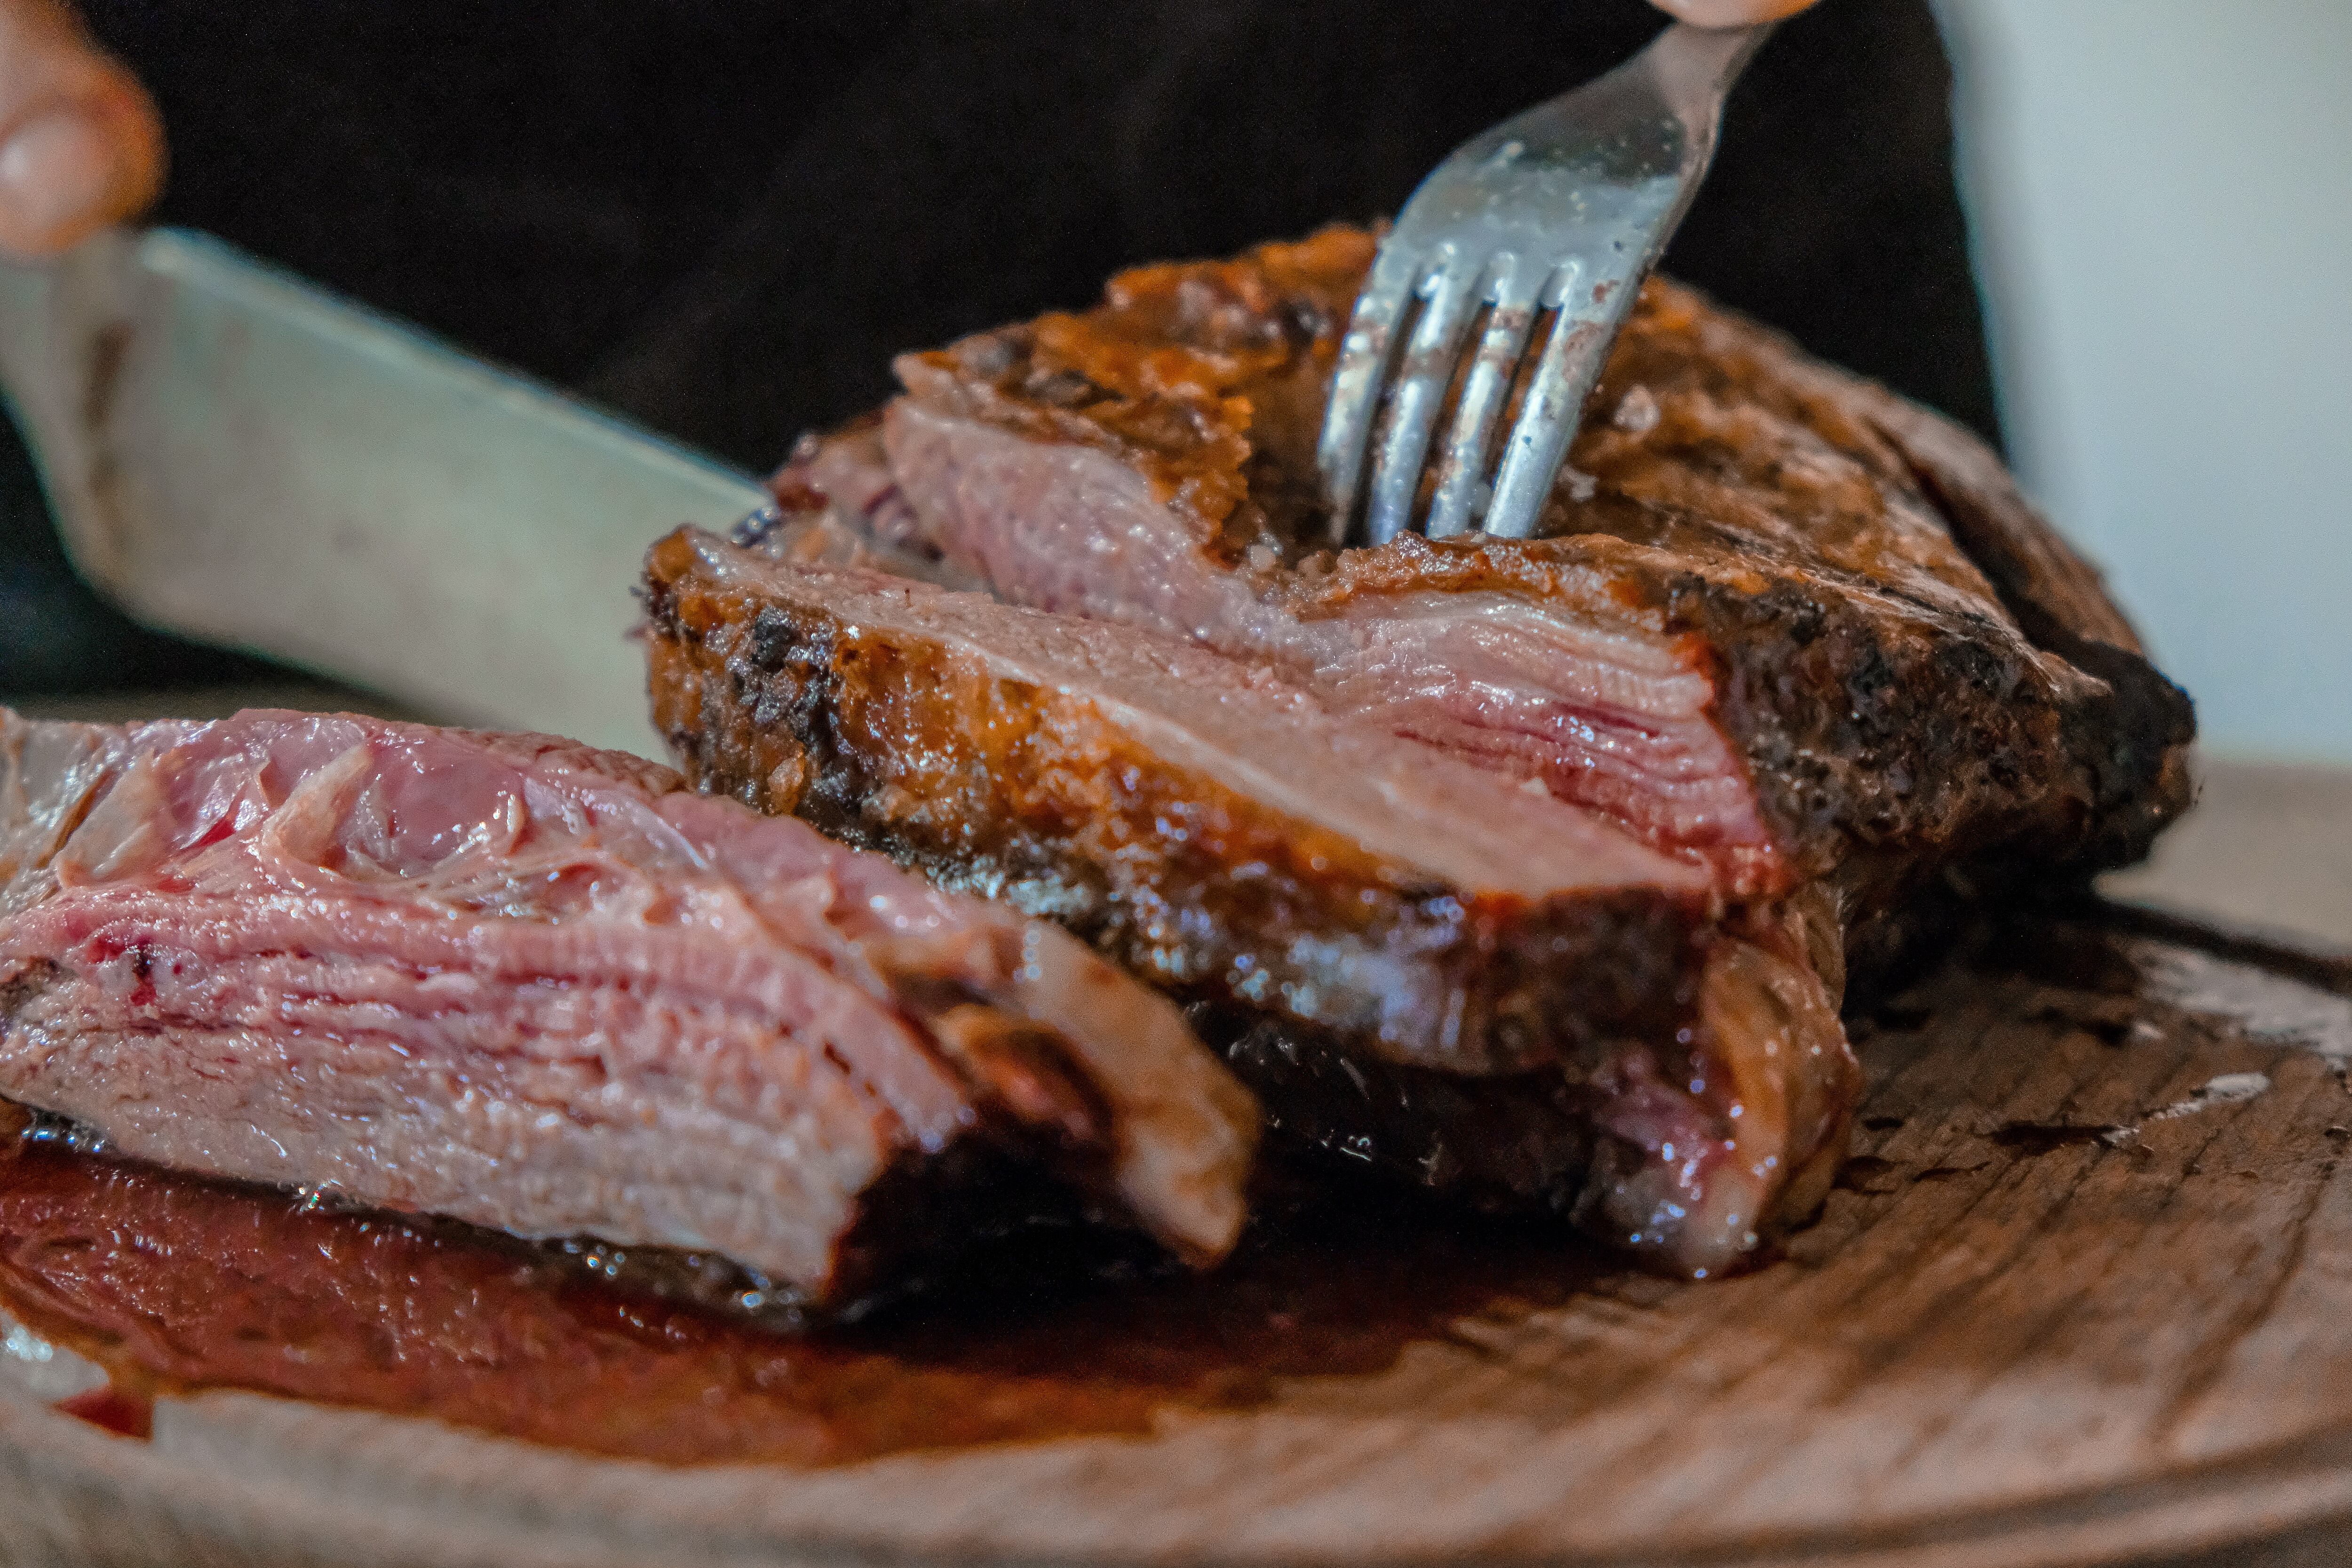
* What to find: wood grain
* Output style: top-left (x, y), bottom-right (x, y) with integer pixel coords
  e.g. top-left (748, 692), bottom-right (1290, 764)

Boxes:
top-left (0, 752), bottom-right (2346, 1568)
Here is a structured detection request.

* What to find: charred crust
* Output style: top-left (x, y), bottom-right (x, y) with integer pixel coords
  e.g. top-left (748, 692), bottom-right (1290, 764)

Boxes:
top-left (1859, 402), bottom-right (2195, 875)
top-left (822, 1140), bottom-right (1089, 1313)
top-left (1657, 569), bottom-right (2028, 870)
top-left (1192, 1001), bottom-right (1597, 1212)
top-left (643, 555), bottom-right (1704, 1075)
top-left (746, 606), bottom-right (802, 672)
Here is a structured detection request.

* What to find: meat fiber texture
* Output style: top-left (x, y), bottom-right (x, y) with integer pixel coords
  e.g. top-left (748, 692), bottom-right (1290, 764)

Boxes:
top-left (0, 708), bottom-right (1256, 1308)
top-left (865, 228), bottom-right (2193, 909)
top-left (651, 226), bottom-right (2192, 1276)
top-left (647, 537), bottom-right (1855, 1276)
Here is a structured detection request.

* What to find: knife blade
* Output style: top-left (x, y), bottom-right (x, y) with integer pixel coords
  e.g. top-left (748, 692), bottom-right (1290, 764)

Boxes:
top-left (0, 228), bottom-right (769, 756)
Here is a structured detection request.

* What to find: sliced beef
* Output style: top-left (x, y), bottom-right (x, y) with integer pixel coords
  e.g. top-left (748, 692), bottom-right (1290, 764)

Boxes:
top-left (644, 532), bottom-right (1857, 1275)
top-left (0, 707), bottom-right (1255, 1308)
top-left (853, 226), bottom-right (2192, 916)
top-left (666, 225), bottom-right (2189, 1276)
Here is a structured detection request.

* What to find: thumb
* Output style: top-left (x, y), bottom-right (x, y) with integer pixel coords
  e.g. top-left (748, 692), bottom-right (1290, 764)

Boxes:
top-left (0, 0), bottom-right (162, 258)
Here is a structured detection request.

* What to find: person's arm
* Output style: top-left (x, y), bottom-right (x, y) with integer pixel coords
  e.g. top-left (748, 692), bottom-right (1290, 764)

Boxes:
top-left (0, 0), bottom-right (159, 257)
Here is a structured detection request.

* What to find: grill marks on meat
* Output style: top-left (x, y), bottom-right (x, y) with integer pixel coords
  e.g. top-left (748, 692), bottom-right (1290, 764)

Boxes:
top-left (0, 708), bottom-right (1255, 1305)
top-left (644, 534), bottom-right (1859, 1274)
top-left (869, 226), bottom-right (2192, 903)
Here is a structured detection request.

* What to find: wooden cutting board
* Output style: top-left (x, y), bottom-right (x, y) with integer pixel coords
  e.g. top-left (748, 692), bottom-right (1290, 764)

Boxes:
top-left (0, 735), bottom-right (2348, 1568)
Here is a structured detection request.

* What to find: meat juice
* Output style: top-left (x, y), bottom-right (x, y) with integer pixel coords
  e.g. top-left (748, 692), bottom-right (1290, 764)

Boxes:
top-left (0, 1125), bottom-right (1592, 1465)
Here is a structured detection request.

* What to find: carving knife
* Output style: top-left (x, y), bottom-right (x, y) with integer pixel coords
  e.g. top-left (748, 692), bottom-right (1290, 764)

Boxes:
top-left (0, 228), bottom-right (769, 756)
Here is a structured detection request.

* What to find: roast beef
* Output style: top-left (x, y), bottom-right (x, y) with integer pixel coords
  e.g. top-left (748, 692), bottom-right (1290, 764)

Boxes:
top-left (855, 226), bottom-right (2193, 919)
top-left (645, 533), bottom-right (1855, 1275)
top-left (0, 708), bottom-right (1255, 1308)
top-left (649, 225), bottom-right (2190, 1275)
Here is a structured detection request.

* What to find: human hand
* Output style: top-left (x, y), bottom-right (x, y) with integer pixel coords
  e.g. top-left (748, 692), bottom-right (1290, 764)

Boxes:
top-left (0, 0), bottom-right (159, 257)
top-left (1647, 0), bottom-right (1823, 24)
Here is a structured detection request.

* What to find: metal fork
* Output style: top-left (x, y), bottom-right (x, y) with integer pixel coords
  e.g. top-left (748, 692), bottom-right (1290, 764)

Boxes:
top-left (1318, 22), bottom-right (1773, 548)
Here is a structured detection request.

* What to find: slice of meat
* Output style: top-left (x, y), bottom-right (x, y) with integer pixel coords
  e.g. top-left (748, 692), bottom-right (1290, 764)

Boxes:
top-left (855, 226), bottom-right (2193, 923)
top-left (646, 530), bottom-right (1714, 1070)
top-left (0, 707), bottom-right (1255, 1309)
top-left (644, 531), bottom-right (1859, 1275)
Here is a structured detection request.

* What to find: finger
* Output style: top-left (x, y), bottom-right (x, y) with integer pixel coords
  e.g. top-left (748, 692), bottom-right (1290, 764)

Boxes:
top-left (0, 0), bottom-right (162, 257)
top-left (1646, 0), bottom-right (1821, 25)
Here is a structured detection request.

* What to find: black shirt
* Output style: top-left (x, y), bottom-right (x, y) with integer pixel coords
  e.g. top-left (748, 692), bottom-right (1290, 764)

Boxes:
top-left (5, 0), bottom-right (1994, 691)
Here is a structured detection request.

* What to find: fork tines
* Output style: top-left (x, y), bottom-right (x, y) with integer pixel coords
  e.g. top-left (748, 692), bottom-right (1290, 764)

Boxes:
top-left (1316, 21), bottom-right (1773, 549)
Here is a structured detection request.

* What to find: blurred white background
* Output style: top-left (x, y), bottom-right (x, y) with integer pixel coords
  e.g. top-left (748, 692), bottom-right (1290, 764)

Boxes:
top-left (1934, 0), bottom-right (2352, 764)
